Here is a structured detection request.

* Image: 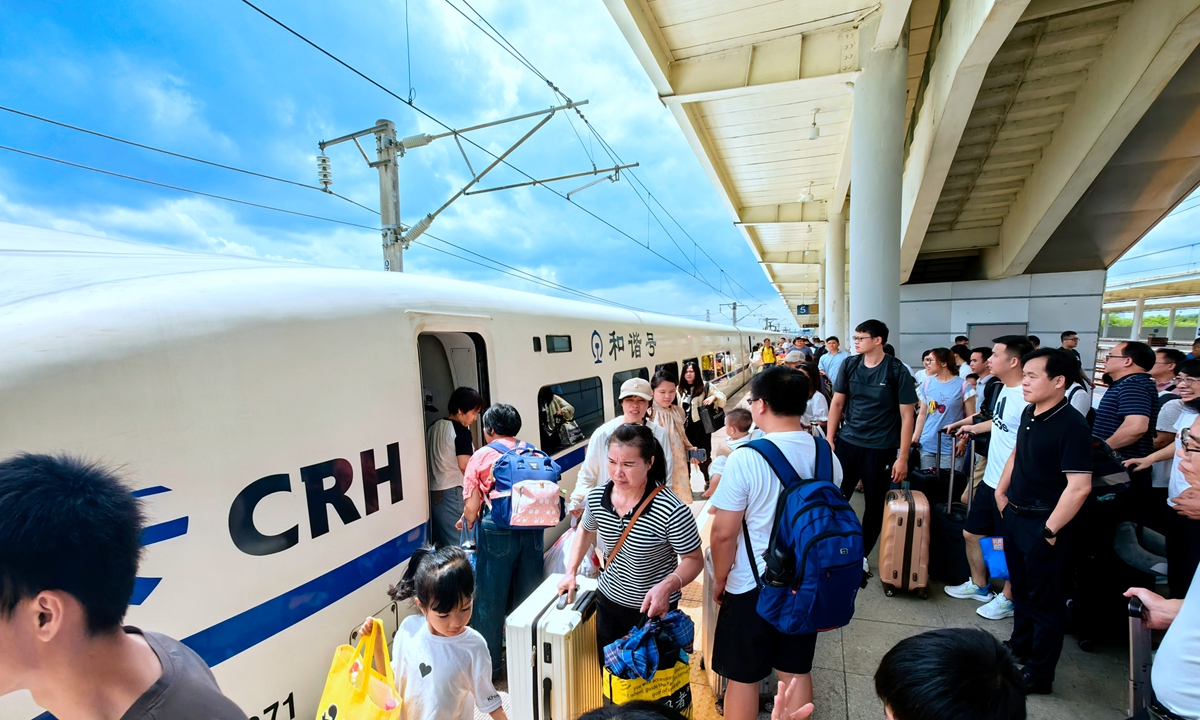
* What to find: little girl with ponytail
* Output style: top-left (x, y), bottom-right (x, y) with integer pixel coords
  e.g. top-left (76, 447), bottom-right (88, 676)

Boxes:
top-left (359, 545), bottom-right (507, 720)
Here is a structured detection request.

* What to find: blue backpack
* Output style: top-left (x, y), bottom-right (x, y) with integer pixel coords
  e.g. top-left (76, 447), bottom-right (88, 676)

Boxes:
top-left (486, 441), bottom-right (564, 530)
top-left (740, 437), bottom-right (864, 635)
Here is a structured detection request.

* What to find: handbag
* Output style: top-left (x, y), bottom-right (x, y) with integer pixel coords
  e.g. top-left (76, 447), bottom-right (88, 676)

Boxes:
top-left (698, 385), bottom-right (725, 434)
top-left (557, 419), bottom-right (585, 448)
top-left (314, 617), bottom-right (400, 720)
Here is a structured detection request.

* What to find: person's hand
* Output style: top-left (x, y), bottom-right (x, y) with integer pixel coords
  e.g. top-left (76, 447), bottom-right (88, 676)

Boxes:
top-left (891, 454), bottom-right (909, 483)
top-left (359, 616), bottom-right (376, 638)
top-left (1045, 535), bottom-right (1057, 546)
top-left (703, 396), bottom-right (716, 406)
top-left (1172, 488), bottom-right (1200, 520)
top-left (640, 579), bottom-right (674, 618)
top-left (557, 573), bottom-right (578, 603)
top-left (702, 482), bottom-right (717, 498)
top-left (711, 577), bottom-right (726, 606)
top-left (1124, 457), bottom-right (1153, 472)
top-left (955, 437), bottom-right (968, 458)
top-left (569, 506), bottom-right (584, 520)
top-left (1124, 587), bottom-right (1182, 630)
top-left (995, 491), bottom-right (1009, 517)
top-left (771, 679), bottom-right (815, 720)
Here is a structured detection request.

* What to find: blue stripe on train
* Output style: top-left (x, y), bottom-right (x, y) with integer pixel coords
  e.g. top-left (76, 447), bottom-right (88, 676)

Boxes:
top-left (182, 524), bottom-right (427, 667)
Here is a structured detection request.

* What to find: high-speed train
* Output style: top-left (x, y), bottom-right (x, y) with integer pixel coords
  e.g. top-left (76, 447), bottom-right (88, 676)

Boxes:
top-left (0, 221), bottom-right (761, 720)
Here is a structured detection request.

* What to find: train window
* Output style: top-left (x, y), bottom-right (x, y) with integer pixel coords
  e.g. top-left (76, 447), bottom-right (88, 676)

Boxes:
top-left (611, 368), bottom-right (650, 411)
top-left (654, 361), bottom-right (679, 381)
top-left (700, 353), bottom-right (716, 382)
top-left (546, 335), bottom-right (572, 353)
top-left (533, 337), bottom-right (542, 352)
top-left (538, 377), bottom-right (603, 454)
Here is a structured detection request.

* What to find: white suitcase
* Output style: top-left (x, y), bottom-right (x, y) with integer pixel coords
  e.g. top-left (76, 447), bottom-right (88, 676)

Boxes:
top-left (506, 573), bottom-right (603, 720)
top-left (701, 549), bottom-right (776, 715)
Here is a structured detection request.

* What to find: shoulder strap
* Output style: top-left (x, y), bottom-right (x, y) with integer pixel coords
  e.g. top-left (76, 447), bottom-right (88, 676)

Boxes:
top-left (744, 439), bottom-right (802, 488)
top-left (605, 485), bottom-right (667, 567)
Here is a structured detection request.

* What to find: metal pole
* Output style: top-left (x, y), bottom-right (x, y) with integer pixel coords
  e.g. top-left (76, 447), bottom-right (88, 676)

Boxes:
top-left (374, 120), bottom-right (402, 272)
top-left (731, 302), bottom-right (738, 327)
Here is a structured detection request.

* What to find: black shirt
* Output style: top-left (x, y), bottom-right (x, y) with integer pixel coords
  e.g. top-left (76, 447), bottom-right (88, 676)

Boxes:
top-left (1009, 398), bottom-right (1093, 508)
top-left (120, 628), bottom-right (248, 720)
top-left (832, 355), bottom-right (919, 450)
top-left (451, 419), bottom-right (473, 457)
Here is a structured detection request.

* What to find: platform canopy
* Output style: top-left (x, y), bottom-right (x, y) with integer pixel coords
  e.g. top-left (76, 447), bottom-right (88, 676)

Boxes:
top-left (604, 0), bottom-right (1200, 328)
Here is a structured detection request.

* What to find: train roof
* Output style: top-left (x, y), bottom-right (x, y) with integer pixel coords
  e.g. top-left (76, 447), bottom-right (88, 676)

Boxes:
top-left (1, 221), bottom-right (744, 382)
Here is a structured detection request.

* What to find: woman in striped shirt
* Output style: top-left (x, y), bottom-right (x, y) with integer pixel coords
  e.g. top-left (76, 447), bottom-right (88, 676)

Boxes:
top-left (557, 423), bottom-right (704, 654)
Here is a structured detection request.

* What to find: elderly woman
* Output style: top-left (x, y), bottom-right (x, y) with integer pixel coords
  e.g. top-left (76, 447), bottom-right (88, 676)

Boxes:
top-left (558, 423), bottom-right (704, 655)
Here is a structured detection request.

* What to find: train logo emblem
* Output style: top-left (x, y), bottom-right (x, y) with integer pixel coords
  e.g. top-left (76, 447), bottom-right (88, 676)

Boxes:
top-left (591, 330), bottom-right (603, 364)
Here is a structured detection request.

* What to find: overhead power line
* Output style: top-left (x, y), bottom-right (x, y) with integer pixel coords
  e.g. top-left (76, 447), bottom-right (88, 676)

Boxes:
top-left (238, 0), bottom-right (752, 308)
top-left (0, 104), bottom-right (377, 215)
top-left (0, 144), bottom-right (379, 230)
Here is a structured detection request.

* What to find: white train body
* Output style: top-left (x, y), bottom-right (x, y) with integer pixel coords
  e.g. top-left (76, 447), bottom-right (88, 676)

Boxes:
top-left (0, 222), bottom-right (757, 720)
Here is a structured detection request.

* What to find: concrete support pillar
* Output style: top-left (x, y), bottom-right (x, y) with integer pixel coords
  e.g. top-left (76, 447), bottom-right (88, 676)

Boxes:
top-left (1168, 307), bottom-right (1177, 339)
top-left (1132, 295), bottom-right (1146, 340)
top-left (1103, 312), bottom-right (1110, 338)
top-left (849, 14), bottom-right (907, 336)
top-left (826, 212), bottom-right (846, 341)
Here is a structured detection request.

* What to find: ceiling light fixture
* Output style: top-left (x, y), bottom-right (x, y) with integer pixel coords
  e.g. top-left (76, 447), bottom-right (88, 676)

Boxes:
top-left (808, 108), bottom-right (820, 141)
top-left (799, 181), bottom-right (814, 203)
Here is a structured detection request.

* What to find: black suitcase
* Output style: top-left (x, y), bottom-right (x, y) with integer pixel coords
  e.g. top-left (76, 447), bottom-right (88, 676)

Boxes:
top-left (906, 437), bottom-right (971, 508)
top-left (930, 435), bottom-right (974, 585)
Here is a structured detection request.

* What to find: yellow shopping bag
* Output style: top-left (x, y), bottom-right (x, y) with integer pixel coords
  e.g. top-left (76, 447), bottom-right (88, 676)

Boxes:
top-left (602, 659), bottom-right (693, 719)
top-left (314, 618), bottom-right (401, 720)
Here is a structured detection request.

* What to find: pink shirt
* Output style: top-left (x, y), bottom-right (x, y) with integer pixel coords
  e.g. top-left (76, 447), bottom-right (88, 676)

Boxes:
top-left (462, 437), bottom-right (522, 500)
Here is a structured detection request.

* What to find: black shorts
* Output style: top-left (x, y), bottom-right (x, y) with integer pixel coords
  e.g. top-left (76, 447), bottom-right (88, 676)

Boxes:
top-left (964, 482), bottom-right (1002, 537)
top-left (711, 587), bottom-right (817, 683)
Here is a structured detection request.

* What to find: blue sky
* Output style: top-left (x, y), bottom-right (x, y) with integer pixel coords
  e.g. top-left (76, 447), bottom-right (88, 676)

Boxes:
top-left (1106, 191), bottom-right (1200, 286)
top-left (0, 0), bottom-right (789, 327)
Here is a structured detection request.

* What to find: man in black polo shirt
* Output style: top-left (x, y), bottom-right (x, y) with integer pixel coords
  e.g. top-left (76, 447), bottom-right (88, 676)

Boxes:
top-left (995, 349), bottom-right (1093, 695)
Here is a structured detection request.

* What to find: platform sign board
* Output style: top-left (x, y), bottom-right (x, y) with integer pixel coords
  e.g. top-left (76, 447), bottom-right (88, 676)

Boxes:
top-left (796, 305), bottom-right (809, 315)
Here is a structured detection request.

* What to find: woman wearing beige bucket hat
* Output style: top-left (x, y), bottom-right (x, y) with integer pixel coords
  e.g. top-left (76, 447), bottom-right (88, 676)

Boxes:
top-left (567, 376), bottom-right (674, 518)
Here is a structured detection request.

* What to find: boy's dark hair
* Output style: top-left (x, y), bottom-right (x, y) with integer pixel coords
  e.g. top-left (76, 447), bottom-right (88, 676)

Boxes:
top-left (826, 335), bottom-right (839, 344)
top-left (972, 347), bottom-right (993, 362)
top-left (1061, 330), bottom-right (1078, 341)
top-left (951, 345), bottom-right (971, 363)
top-left (651, 369), bottom-right (679, 389)
top-left (967, 373), bottom-right (980, 381)
top-left (1193, 337), bottom-right (1200, 348)
top-left (577, 701), bottom-right (688, 720)
top-left (954, 335), bottom-right (970, 344)
top-left (0, 453), bottom-right (145, 634)
top-left (1021, 348), bottom-right (1077, 381)
top-left (748, 366), bottom-right (809, 418)
top-left (725, 407), bottom-right (752, 433)
top-left (883, 343), bottom-right (896, 357)
top-left (856, 319), bottom-right (889, 343)
top-left (1121, 341), bottom-right (1156, 372)
top-left (447, 386), bottom-right (484, 415)
top-left (609, 423), bottom-right (667, 486)
top-left (1178, 358), bottom-right (1200, 377)
top-left (1159, 348), bottom-right (1186, 370)
top-left (875, 628), bottom-right (1025, 720)
top-left (1028, 335), bottom-right (1041, 347)
top-left (993, 335), bottom-right (1033, 362)
top-left (481, 403), bottom-right (521, 437)
top-left (390, 544), bottom-right (474, 613)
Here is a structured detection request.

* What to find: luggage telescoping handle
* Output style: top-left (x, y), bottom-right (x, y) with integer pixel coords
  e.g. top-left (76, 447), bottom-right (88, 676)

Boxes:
top-left (1128, 596), bottom-right (1152, 717)
top-left (943, 429), bottom-right (975, 511)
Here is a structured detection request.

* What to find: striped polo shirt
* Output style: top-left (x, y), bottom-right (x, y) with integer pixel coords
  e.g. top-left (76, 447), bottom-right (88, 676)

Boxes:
top-left (582, 483), bottom-right (701, 610)
top-left (1093, 372), bottom-right (1159, 460)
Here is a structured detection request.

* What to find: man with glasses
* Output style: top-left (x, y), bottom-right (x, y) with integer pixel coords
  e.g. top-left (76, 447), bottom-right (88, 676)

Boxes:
top-left (1154, 348), bottom-right (1186, 394)
top-left (995, 348), bottom-right (1093, 694)
top-left (827, 320), bottom-right (918, 563)
top-left (1095, 341), bottom-right (1161, 526)
top-left (1058, 331), bottom-right (1081, 369)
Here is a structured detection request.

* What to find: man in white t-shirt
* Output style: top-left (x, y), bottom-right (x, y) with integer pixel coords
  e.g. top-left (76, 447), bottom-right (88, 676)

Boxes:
top-left (709, 366), bottom-right (843, 720)
top-left (944, 335), bottom-right (1034, 621)
top-left (426, 386), bottom-right (484, 549)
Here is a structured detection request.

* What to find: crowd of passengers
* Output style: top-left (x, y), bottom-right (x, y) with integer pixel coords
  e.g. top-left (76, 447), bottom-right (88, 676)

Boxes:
top-left (3, 319), bottom-right (1199, 720)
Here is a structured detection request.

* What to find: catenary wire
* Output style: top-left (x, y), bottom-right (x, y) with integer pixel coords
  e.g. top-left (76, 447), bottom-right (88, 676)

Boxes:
top-left (237, 0), bottom-right (753, 308)
top-left (0, 144), bottom-right (380, 230)
top-left (0, 104), bottom-right (378, 216)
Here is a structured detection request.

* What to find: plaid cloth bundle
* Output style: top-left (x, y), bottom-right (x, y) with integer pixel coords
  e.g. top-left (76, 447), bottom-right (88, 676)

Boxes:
top-left (602, 610), bottom-right (694, 681)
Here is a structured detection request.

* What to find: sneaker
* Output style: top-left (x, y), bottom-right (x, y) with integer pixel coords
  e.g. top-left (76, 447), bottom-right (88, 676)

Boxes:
top-left (1020, 670), bottom-right (1052, 695)
top-left (944, 580), bottom-right (994, 602)
top-left (977, 594), bottom-right (1015, 620)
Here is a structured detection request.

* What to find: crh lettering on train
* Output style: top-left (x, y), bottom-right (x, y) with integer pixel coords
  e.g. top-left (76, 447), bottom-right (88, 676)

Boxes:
top-left (227, 443), bottom-right (403, 556)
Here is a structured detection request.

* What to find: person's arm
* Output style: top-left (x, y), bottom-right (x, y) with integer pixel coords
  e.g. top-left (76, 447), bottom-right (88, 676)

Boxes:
top-left (703, 383), bottom-right (726, 407)
top-left (894, 404), bottom-right (915, 482)
top-left (568, 431), bottom-right (605, 515)
top-left (557, 524), bottom-right (598, 601)
top-left (462, 451), bottom-right (487, 528)
top-left (457, 455), bottom-right (470, 474)
top-left (709, 507), bottom-right (744, 605)
top-left (1125, 443), bottom-right (1177, 472)
top-left (489, 710), bottom-right (508, 720)
top-left (1045, 472), bottom-right (1091, 542)
top-left (826, 392), bottom-right (846, 448)
top-left (1106, 414), bottom-right (1151, 451)
top-left (358, 617), bottom-right (388, 677)
top-left (994, 448), bottom-right (1017, 515)
top-left (912, 399), bottom-right (928, 446)
top-left (1122, 588), bottom-right (1183, 630)
top-left (642, 547), bottom-right (703, 617)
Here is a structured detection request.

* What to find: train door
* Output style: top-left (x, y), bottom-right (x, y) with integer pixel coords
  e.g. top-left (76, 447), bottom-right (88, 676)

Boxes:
top-left (417, 332), bottom-right (490, 545)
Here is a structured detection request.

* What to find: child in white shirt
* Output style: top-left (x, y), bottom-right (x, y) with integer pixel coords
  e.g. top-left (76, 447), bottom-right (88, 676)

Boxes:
top-left (360, 545), bottom-right (507, 720)
top-left (705, 408), bottom-right (762, 498)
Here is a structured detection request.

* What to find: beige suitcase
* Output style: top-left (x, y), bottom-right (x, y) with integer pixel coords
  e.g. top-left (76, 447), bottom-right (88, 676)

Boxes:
top-left (879, 484), bottom-right (931, 598)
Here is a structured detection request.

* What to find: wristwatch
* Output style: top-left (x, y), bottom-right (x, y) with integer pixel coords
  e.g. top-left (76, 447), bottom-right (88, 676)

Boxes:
top-left (1041, 525), bottom-right (1057, 539)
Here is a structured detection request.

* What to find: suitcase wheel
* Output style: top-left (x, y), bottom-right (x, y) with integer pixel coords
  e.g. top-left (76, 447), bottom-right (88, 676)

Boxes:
top-left (761, 697), bottom-right (775, 713)
top-left (884, 587), bottom-right (895, 597)
top-left (917, 589), bottom-right (928, 600)
top-left (714, 700), bottom-right (724, 716)
top-left (1078, 638), bottom-right (1095, 653)
top-left (699, 657), bottom-right (705, 671)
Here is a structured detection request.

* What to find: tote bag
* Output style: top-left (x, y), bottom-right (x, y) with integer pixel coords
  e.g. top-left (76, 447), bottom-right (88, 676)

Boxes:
top-left (314, 617), bottom-right (400, 720)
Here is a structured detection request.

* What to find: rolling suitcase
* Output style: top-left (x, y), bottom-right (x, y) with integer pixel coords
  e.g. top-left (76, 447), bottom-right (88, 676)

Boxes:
top-left (700, 549), bottom-right (776, 716)
top-left (880, 482), bottom-right (931, 598)
top-left (930, 436), bottom-right (974, 585)
top-left (506, 573), bottom-right (603, 720)
top-left (1128, 596), bottom-right (1152, 718)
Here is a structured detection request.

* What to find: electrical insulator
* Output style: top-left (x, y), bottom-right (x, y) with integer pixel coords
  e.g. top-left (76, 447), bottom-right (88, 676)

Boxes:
top-left (317, 154), bottom-right (332, 190)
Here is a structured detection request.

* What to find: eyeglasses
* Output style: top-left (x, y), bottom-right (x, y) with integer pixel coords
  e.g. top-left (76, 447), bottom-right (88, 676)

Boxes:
top-left (1181, 428), bottom-right (1200, 454)
top-left (1176, 376), bottom-right (1200, 386)
top-left (1104, 354), bottom-right (1129, 361)
top-left (852, 335), bottom-right (872, 343)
